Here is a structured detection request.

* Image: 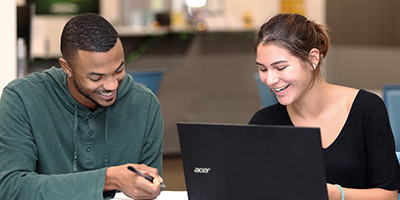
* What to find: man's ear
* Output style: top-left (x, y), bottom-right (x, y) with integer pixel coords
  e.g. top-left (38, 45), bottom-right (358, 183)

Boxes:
top-left (59, 58), bottom-right (72, 76)
top-left (308, 48), bottom-right (320, 68)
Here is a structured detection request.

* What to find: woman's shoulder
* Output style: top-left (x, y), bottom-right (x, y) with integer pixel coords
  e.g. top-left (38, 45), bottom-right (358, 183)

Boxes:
top-left (327, 86), bottom-right (386, 116)
top-left (354, 89), bottom-right (383, 105)
top-left (334, 85), bottom-right (380, 99)
top-left (332, 85), bottom-right (359, 99)
top-left (331, 86), bottom-right (382, 105)
top-left (334, 86), bottom-right (385, 113)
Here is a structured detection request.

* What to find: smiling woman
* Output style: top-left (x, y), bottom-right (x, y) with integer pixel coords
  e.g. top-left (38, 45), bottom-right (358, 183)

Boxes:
top-left (249, 13), bottom-right (400, 200)
top-left (254, 13), bottom-right (330, 88)
top-left (255, 44), bottom-right (316, 106)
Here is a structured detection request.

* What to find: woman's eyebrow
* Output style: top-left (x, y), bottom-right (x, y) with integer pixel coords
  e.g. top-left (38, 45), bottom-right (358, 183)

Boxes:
top-left (256, 60), bottom-right (288, 67)
top-left (270, 60), bottom-right (288, 66)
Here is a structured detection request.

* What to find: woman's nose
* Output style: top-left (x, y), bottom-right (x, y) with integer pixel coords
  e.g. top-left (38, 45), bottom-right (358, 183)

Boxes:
top-left (261, 70), bottom-right (278, 87)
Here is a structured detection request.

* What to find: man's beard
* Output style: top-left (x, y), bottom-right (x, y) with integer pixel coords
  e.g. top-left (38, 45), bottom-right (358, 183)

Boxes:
top-left (73, 78), bottom-right (104, 108)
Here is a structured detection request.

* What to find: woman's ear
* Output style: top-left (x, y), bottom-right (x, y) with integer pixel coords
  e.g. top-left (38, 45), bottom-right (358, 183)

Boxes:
top-left (59, 58), bottom-right (73, 77)
top-left (309, 48), bottom-right (320, 69)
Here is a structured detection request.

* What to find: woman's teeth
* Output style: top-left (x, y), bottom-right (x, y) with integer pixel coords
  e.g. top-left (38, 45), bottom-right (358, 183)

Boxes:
top-left (275, 85), bottom-right (289, 92)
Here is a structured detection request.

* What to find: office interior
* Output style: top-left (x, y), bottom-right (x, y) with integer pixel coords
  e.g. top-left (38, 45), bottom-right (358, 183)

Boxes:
top-left (2, 0), bottom-right (400, 191)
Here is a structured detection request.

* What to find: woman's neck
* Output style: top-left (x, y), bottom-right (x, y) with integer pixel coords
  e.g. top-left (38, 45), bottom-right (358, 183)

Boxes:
top-left (287, 79), bottom-right (335, 120)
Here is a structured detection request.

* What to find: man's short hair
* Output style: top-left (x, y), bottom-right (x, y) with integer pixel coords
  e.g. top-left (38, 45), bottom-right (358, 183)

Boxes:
top-left (60, 13), bottom-right (119, 65)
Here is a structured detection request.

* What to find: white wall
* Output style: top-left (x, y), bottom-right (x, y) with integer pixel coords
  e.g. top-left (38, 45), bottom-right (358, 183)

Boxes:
top-left (305, 0), bottom-right (326, 24)
top-left (0, 0), bottom-right (17, 96)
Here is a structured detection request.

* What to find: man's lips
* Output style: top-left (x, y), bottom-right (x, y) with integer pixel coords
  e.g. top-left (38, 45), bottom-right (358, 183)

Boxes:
top-left (96, 90), bottom-right (116, 100)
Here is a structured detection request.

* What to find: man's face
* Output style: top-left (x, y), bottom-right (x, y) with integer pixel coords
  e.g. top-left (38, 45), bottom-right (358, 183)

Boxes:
top-left (68, 39), bottom-right (125, 110)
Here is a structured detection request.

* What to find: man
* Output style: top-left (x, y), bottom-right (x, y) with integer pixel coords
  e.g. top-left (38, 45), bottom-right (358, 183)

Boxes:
top-left (0, 13), bottom-right (164, 199)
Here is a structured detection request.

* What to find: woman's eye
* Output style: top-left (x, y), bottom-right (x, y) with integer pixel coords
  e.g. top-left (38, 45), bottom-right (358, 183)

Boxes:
top-left (277, 66), bottom-right (287, 71)
top-left (259, 68), bottom-right (267, 72)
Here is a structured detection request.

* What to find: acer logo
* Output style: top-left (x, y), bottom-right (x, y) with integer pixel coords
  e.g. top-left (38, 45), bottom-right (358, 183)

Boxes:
top-left (194, 167), bottom-right (211, 173)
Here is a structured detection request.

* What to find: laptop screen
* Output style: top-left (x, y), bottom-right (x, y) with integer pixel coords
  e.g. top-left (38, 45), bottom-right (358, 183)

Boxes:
top-left (177, 123), bottom-right (328, 200)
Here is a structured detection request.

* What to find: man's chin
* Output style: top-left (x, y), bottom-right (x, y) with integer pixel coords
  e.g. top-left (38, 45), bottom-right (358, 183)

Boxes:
top-left (89, 96), bottom-right (117, 108)
top-left (97, 100), bottom-right (116, 108)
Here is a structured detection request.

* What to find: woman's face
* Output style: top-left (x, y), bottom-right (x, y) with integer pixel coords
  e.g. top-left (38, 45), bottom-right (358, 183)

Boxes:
top-left (256, 44), bottom-right (314, 105)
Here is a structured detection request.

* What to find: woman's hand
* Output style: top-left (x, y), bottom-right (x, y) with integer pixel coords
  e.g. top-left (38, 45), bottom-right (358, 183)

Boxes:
top-left (326, 183), bottom-right (398, 200)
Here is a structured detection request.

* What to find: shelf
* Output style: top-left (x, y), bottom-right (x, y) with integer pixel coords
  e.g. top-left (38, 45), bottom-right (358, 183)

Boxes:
top-left (116, 25), bottom-right (257, 37)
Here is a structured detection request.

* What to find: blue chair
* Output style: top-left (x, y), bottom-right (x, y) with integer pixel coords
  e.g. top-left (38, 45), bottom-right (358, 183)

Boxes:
top-left (127, 68), bottom-right (165, 96)
top-left (254, 73), bottom-right (278, 107)
top-left (382, 85), bottom-right (400, 163)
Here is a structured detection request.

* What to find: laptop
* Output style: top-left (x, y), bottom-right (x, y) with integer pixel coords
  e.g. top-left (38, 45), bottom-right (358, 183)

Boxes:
top-left (177, 122), bottom-right (328, 200)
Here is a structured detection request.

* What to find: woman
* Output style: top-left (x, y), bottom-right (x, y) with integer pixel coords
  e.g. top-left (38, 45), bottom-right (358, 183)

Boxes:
top-left (249, 13), bottom-right (400, 200)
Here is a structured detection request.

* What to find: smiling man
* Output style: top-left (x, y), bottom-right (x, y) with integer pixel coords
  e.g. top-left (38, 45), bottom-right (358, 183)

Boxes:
top-left (59, 39), bottom-right (126, 110)
top-left (0, 13), bottom-right (164, 200)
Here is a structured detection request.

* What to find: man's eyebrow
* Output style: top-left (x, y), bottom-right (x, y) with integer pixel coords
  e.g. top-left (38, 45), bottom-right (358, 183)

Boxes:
top-left (115, 61), bottom-right (125, 71)
top-left (87, 71), bottom-right (104, 76)
top-left (87, 61), bottom-right (125, 76)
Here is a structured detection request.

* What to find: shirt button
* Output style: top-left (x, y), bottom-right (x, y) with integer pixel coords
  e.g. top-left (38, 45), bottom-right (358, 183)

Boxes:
top-left (87, 148), bottom-right (91, 152)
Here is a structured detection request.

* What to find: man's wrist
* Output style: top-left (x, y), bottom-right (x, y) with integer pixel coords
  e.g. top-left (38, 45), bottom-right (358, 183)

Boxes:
top-left (104, 167), bottom-right (118, 191)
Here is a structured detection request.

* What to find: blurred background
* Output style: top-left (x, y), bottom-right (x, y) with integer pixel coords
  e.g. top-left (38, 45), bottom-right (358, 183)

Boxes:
top-left (2, 0), bottom-right (400, 191)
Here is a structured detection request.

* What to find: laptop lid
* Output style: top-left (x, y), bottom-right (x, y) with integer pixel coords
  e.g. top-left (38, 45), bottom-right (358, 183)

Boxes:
top-left (177, 123), bottom-right (328, 200)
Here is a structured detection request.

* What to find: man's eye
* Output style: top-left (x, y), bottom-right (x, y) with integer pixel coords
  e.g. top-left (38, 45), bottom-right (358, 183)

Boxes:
top-left (89, 76), bottom-right (102, 81)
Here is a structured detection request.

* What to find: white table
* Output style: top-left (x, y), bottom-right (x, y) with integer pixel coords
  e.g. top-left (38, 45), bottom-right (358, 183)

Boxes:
top-left (111, 191), bottom-right (188, 200)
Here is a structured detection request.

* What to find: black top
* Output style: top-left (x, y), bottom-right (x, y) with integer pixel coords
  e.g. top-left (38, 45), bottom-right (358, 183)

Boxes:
top-left (249, 89), bottom-right (400, 190)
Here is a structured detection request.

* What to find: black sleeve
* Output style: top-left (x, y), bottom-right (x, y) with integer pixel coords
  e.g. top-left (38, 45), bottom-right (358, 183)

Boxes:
top-left (361, 91), bottom-right (400, 190)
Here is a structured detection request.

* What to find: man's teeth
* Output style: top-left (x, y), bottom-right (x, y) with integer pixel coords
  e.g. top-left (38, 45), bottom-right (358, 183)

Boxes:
top-left (100, 91), bottom-right (113, 96)
top-left (275, 85), bottom-right (288, 92)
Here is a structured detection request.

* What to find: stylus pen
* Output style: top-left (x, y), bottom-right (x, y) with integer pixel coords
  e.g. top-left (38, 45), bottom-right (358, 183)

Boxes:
top-left (127, 166), bottom-right (166, 188)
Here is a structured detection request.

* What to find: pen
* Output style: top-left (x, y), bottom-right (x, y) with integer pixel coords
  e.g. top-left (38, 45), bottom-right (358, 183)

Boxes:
top-left (127, 166), bottom-right (166, 188)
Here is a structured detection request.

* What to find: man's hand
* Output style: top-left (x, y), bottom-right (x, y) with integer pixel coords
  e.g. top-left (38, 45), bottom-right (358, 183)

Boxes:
top-left (104, 163), bottom-right (163, 199)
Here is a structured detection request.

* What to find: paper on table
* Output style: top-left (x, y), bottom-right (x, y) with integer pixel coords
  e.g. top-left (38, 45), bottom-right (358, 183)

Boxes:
top-left (111, 191), bottom-right (188, 200)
